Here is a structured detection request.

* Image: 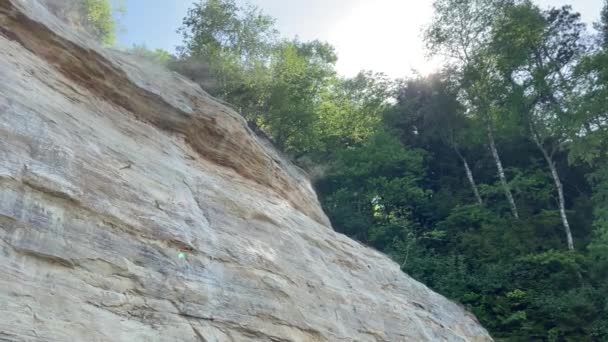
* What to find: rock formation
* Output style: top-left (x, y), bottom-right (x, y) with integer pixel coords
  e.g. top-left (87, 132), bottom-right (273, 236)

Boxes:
top-left (0, 1), bottom-right (492, 340)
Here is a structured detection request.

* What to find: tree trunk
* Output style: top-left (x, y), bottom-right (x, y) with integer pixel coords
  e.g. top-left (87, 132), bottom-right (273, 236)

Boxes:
top-left (455, 149), bottom-right (483, 205)
top-left (530, 128), bottom-right (575, 250)
top-left (486, 121), bottom-right (520, 219)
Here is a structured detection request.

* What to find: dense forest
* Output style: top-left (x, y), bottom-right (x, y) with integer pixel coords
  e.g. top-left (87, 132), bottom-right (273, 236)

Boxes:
top-left (90, 0), bottom-right (607, 340)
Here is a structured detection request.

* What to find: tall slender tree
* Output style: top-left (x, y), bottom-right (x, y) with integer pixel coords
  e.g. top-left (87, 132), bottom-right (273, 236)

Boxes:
top-left (425, 0), bottom-right (520, 217)
top-left (491, 3), bottom-right (587, 249)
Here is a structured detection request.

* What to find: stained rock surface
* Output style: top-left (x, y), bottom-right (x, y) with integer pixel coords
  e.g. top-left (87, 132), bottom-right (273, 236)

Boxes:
top-left (0, 1), bottom-right (493, 341)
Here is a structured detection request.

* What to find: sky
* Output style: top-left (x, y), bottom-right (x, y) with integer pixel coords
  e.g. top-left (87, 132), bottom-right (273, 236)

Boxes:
top-left (114, 0), bottom-right (604, 78)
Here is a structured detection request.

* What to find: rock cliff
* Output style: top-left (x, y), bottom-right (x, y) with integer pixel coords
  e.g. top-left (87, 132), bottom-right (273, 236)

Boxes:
top-left (0, 1), bottom-right (492, 340)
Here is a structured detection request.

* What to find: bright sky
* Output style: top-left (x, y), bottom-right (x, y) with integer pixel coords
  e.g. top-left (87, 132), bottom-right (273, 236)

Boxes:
top-left (114, 0), bottom-right (604, 78)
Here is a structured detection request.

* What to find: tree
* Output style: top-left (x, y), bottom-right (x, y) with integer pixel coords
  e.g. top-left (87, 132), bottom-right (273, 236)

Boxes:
top-left (425, 0), bottom-right (509, 63)
top-left (176, 1), bottom-right (340, 153)
top-left (42, 0), bottom-right (121, 45)
top-left (178, 0), bottom-right (277, 62)
top-left (317, 132), bottom-right (429, 245)
top-left (491, 3), bottom-right (587, 250)
top-left (569, 2), bottom-right (608, 165)
top-left (573, 2), bottom-right (608, 300)
top-left (426, 0), bottom-right (520, 218)
top-left (466, 57), bottom-right (524, 219)
top-left (387, 73), bottom-right (485, 206)
top-left (315, 71), bottom-right (393, 152)
top-left (258, 40), bottom-right (337, 152)
top-left (177, 0), bottom-right (277, 114)
top-left (82, 0), bottom-right (121, 45)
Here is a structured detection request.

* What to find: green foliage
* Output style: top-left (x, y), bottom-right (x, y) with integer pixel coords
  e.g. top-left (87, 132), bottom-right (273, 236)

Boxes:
top-left (258, 39), bottom-right (337, 152)
top-left (178, 0), bottom-right (277, 63)
top-left (316, 71), bottom-right (392, 150)
top-left (588, 165), bottom-right (608, 280)
top-left (317, 132), bottom-right (428, 243)
top-left (176, 0), bottom-right (277, 107)
top-left (425, 0), bottom-right (511, 63)
top-left (82, 0), bottom-right (120, 45)
top-left (570, 49), bottom-right (608, 164)
top-left (317, 7), bottom-right (604, 335)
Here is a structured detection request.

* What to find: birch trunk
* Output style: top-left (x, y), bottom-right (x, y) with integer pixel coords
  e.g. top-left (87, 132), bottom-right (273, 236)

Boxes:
top-left (455, 149), bottom-right (483, 205)
top-left (530, 129), bottom-right (575, 250)
top-left (487, 121), bottom-right (520, 219)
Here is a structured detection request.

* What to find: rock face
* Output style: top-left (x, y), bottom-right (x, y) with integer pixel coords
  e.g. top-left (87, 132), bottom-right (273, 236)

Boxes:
top-left (0, 1), bottom-right (493, 341)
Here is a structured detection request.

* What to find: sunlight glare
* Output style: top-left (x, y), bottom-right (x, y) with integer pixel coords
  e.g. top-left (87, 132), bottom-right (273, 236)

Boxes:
top-left (328, 0), bottom-right (439, 78)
